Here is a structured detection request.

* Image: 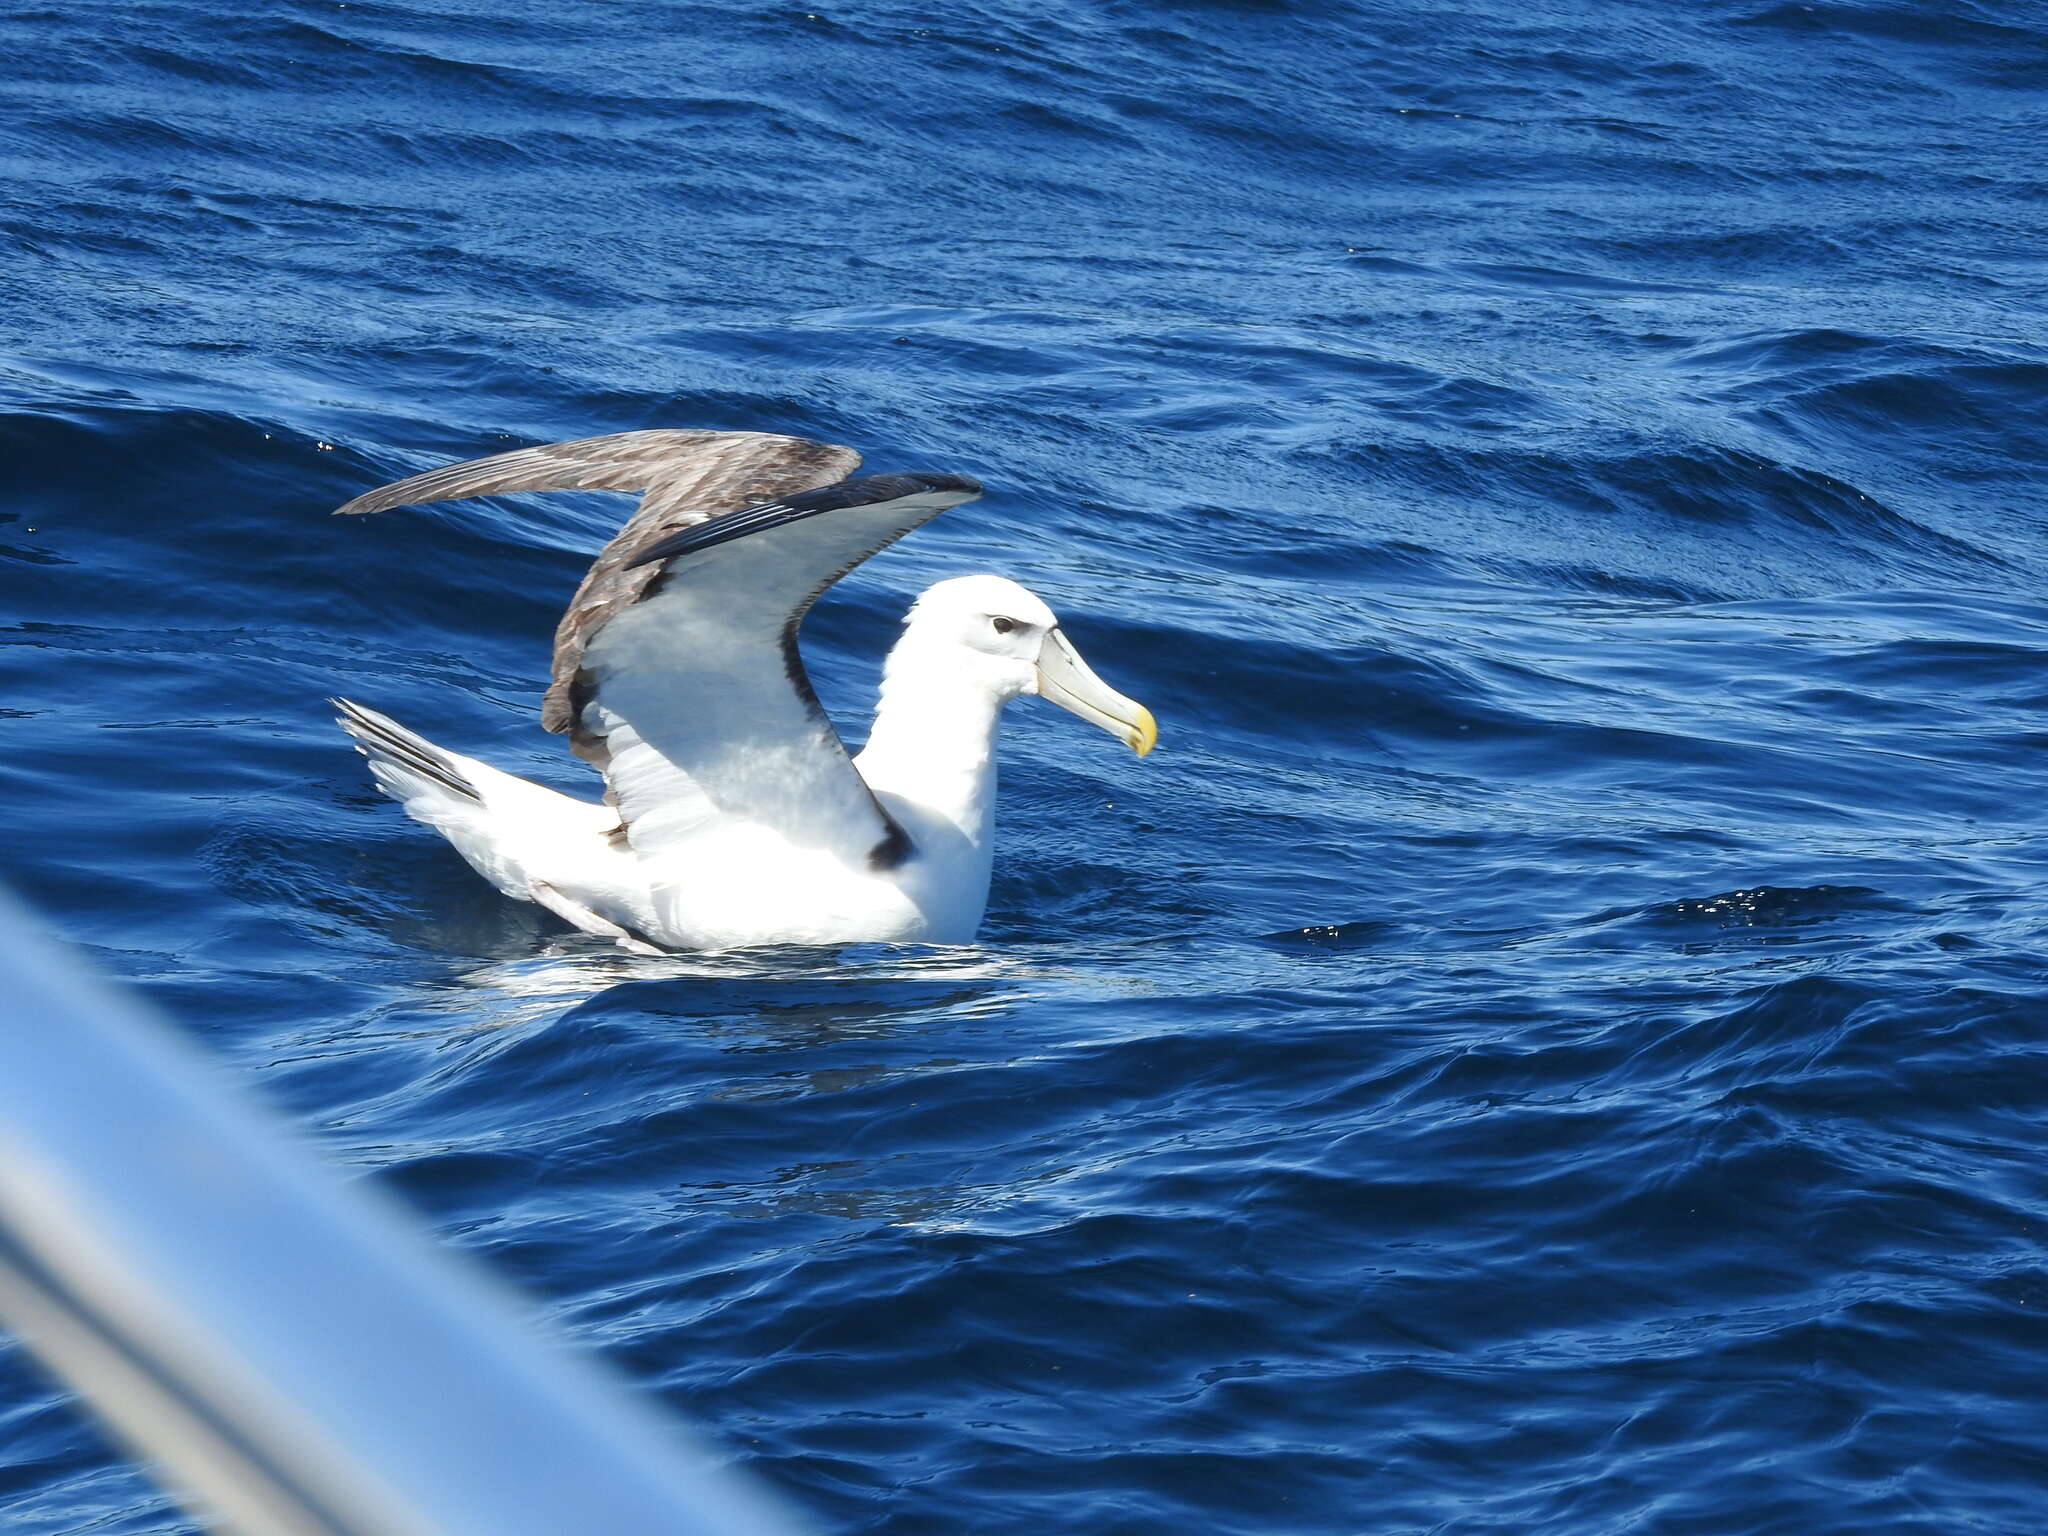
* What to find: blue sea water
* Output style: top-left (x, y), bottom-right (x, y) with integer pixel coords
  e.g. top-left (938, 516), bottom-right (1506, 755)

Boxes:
top-left (4, 0), bottom-right (2048, 1529)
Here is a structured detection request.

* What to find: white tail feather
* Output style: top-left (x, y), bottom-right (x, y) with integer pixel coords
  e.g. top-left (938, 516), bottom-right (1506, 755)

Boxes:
top-left (334, 699), bottom-right (649, 940)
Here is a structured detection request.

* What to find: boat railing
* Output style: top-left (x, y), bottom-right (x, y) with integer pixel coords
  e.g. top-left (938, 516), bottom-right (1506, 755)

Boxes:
top-left (0, 890), bottom-right (801, 1536)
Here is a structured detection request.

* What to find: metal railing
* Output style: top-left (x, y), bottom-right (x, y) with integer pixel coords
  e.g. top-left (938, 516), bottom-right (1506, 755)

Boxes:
top-left (0, 892), bottom-right (802, 1535)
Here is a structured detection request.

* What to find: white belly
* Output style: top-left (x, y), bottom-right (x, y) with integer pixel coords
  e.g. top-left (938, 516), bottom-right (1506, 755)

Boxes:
top-left (632, 815), bottom-right (989, 950)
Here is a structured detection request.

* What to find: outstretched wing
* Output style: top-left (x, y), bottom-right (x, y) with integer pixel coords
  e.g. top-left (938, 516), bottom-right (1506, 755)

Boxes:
top-left (335, 429), bottom-right (862, 740)
top-left (580, 472), bottom-right (983, 867)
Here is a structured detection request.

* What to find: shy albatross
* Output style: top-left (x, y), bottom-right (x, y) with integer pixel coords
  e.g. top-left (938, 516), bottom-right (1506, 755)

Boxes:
top-left (331, 428), bottom-right (1156, 952)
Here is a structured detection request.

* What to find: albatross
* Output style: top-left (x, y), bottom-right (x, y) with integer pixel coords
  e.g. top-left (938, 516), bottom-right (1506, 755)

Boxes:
top-left (331, 428), bottom-right (1157, 952)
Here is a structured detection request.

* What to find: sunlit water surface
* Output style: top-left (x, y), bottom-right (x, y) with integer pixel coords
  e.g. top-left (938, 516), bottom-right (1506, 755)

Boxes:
top-left (4, 1), bottom-right (2047, 1530)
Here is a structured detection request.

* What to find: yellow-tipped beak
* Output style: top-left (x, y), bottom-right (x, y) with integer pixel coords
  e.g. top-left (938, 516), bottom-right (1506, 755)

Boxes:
top-left (1126, 702), bottom-right (1159, 757)
top-left (1036, 628), bottom-right (1159, 757)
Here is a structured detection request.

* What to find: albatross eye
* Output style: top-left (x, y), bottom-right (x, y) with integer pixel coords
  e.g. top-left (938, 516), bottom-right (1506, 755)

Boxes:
top-left (990, 615), bottom-right (1019, 635)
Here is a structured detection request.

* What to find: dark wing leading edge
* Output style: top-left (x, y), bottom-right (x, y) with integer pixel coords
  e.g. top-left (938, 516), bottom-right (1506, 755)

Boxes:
top-left (578, 472), bottom-right (983, 868)
top-left (334, 429), bottom-right (863, 739)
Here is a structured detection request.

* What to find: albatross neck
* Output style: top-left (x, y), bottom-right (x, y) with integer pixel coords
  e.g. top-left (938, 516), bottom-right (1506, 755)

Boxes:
top-left (855, 649), bottom-right (1012, 841)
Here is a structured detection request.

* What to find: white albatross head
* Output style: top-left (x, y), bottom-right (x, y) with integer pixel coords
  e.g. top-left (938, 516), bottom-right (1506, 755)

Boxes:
top-left (890, 574), bottom-right (1158, 755)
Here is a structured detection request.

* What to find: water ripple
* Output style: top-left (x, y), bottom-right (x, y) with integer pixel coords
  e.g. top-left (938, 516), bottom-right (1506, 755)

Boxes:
top-left (3, 0), bottom-right (2047, 1531)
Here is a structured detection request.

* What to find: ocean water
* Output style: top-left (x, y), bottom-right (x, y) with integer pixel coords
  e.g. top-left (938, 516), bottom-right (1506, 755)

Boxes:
top-left (4, 0), bottom-right (2048, 1530)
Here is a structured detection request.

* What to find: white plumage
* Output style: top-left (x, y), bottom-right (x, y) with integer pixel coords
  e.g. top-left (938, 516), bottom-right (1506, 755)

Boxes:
top-left (332, 430), bottom-right (1155, 952)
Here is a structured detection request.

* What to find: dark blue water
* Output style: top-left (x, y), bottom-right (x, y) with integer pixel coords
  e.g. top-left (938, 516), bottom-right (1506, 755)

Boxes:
top-left (6, 0), bottom-right (2048, 1529)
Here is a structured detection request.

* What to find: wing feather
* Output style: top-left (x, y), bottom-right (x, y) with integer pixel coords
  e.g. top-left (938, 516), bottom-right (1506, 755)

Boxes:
top-left (578, 474), bottom-right (982, 866)
top-left (334, 429), bottom-right (862, 741)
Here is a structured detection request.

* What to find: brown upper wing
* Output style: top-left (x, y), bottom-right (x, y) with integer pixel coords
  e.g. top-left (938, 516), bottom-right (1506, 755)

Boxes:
top-left (335, 428), bottom-right (862, 742)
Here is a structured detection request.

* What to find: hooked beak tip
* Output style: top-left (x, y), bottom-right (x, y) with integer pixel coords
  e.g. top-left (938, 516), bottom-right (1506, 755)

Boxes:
top-left (1129, 706), bottom-right (1159, 757)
